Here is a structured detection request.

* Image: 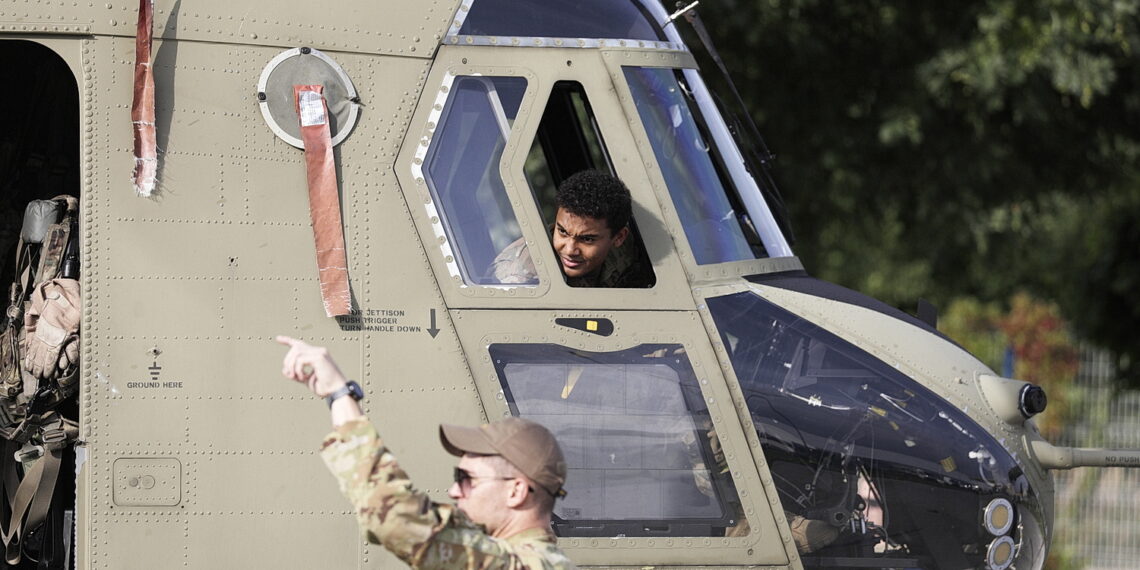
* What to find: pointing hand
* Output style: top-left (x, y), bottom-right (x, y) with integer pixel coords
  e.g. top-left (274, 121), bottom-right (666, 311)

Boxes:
top-left (275, 335), bottom-right (348, 397)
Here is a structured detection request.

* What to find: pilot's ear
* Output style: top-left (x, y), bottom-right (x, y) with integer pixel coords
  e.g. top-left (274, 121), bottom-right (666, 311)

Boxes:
top-left (612, 226), bottom-right (630, 248)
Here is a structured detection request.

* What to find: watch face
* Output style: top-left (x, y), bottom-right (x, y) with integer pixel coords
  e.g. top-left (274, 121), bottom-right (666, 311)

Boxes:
top-left (348, 381), bottom-right (364, 400)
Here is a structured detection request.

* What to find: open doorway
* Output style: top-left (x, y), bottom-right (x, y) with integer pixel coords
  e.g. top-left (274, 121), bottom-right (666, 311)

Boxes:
top-left (0, 41), bottom-right (80, 280)
top-left (0, 39), bottom-right (80, 570)
top-left (523, 81), bottom-right (656, 288)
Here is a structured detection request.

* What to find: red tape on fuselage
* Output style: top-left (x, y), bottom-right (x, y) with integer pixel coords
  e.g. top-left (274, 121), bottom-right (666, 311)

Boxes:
top-left (130, 0), bottom-right (156, 196)
top-left (294, 85), bottom-right (351, 317)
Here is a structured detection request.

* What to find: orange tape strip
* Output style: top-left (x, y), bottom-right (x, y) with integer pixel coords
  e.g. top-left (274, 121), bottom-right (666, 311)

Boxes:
top-left (295, 85), bottom-right (352, 317)
top-left (130, 0), bottom-right (157, 196)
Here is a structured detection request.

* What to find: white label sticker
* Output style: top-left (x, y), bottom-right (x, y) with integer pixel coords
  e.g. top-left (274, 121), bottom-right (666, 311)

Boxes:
top-left (298, 90), bottom-right (327, 127)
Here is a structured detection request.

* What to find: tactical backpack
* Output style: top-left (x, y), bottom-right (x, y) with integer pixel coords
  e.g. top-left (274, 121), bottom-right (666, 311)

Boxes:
top-left (0, 195), bottom-right (80, 566)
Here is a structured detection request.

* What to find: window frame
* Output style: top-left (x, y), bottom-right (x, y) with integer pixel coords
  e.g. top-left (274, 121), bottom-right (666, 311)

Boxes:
top-left (396, 48), bottom-right (694, 310)
top-left (420, 74), bottom-right (531, 287)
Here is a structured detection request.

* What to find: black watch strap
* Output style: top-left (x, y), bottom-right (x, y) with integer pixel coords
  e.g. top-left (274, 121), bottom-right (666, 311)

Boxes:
top-left (326, 381), bottom-right (364, 408)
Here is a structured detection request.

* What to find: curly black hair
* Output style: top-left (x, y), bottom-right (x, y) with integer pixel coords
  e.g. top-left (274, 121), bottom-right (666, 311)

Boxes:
top-left (555, 170), bottom-right (632, 234)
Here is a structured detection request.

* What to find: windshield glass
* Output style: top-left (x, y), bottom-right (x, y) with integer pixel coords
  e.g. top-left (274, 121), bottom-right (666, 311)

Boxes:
top-left (623, 67), bottom-right (760, 264)
top-left (708, 290), bottom-right (1045, 570)
top-left (457, 0), bottom-right (666, 41)
top-left (624, 66), bottom-right (794, 264)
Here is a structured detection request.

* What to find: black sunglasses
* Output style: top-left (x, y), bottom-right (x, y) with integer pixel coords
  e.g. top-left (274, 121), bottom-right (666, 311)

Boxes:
top-left (453, 467), bottom-right (516, 487)
top-left (453, 467), bottom-right (541, 495)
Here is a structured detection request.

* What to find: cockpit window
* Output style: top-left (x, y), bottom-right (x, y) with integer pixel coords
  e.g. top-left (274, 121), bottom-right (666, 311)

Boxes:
top-left (623, 67), bottom-right (769, 264)
top-left (708, 291), bottom-right (1045, 569)
top-left (423, 76), bottom-right (528, 286)
top-left (519, 81), bottom-right (656, 288)
top-left (457, 0), bottom-right (666, 42)
top-left (523, 82), bottom-right (612, 222)
top-left (490, 343), bottom-right (748, 537)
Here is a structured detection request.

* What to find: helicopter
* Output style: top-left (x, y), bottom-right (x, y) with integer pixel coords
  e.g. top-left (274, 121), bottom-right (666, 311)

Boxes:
top-left (0, 0), bottom-right (1136, 568)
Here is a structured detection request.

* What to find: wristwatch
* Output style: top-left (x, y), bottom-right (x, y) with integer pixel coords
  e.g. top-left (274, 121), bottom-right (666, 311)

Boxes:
top-left (325, 381), bottom-right (364, 408)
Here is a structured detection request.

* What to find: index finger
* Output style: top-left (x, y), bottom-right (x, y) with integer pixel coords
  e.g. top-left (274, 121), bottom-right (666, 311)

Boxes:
top-left (275, 335), bottom-right (301, 347)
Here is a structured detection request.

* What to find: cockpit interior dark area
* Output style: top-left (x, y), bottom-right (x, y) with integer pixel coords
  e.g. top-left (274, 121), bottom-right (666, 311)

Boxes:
top-left (0, 40), bottom-right (80, 569)
top-left (709, 291), bottom-right (1044, 570)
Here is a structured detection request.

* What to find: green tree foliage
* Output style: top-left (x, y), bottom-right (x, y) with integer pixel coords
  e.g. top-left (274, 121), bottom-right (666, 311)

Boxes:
top-left (687, 0), bottom-right (1140, 385)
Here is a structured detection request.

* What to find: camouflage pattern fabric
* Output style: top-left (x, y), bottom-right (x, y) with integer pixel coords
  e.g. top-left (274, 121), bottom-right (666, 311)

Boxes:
top-left (488, 236), bottom-right (539, 285)
top-left (321, 418), bottom-right (577, 569)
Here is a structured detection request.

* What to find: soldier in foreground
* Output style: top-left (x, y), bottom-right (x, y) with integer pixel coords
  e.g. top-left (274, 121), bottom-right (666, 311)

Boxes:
top-left (277, 335), bottom-right (576, 569)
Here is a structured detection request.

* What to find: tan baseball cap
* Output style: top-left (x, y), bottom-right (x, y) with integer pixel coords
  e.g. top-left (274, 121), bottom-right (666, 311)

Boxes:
top-left (440, 417), bottom-right (567, 498)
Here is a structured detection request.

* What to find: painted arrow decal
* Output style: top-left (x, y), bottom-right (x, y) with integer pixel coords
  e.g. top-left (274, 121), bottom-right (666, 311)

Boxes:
top-left (427, 308), bottom-right (440, 338)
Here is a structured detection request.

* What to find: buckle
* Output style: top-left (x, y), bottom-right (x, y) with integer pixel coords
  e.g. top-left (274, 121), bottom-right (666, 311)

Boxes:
top-left (37, 416), bottom-right (77, 449)
top-left (41, 426), bottom-right (67, 445)
top-left (39, 423), bottom-right (69, 447)
top-left (14, 442), bottom-right (43, 464)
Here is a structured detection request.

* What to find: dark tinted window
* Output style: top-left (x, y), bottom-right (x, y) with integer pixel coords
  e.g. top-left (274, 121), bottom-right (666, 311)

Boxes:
top-left (708, 291), bottom-right (1045, 569)
top-left (523, 82), bottom-right (611, 221)
top-left (459, 0), bottom-right (666, 41)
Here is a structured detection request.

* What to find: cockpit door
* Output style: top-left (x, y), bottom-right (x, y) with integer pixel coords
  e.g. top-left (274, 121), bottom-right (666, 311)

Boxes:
top-left (451, 308), bottom-right (791, 567)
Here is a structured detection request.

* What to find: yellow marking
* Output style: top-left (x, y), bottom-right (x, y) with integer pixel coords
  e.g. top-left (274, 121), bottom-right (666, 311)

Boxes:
top-left (561, 366), bottom-right (583, 399)
top-left (889, 421), bottom-right (900, 431)
top-left (869, 406), bottom-right (886, 417)
top-left (940, 457), bottom-right (957, 472)
top-left (586, 320), bottom-right (598, 332)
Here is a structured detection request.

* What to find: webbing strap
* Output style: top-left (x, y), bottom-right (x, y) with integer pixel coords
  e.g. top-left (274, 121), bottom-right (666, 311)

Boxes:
top-left (0, 445), bottom-right (50, 564)
top-left (0, 440), bottom-right (19, 560)
top-left (20, 446), bottom-right (62, 551)
top-left (131, 0), bottom-right (157, 196)
top-left (1, 241), bottom-right (31, 399)
top-left (0, 415), bottom-right (74, 565)
top-left (13, 240), bottom-right (31, 316)
top-left (294, 84), bottom-right (351, 317)
top-left (34, 195), bottom-right (78, 288)
top-left (1, 440), bottom-right (17, 508)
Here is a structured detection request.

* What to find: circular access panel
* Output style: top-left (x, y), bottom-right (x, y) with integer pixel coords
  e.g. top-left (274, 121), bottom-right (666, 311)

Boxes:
top-left (257, 47), bottom-right (360, 148)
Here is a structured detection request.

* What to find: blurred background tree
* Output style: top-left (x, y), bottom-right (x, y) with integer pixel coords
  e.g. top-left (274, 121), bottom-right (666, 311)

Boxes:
top-left (681, 0), bottom-right (1140, 387)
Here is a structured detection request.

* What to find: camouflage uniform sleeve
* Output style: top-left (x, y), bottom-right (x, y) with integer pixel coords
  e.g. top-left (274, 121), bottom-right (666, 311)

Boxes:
top-left (488, 237), bottom-right (538, 285)
top-left (320, 418), bottom-right (575, 569)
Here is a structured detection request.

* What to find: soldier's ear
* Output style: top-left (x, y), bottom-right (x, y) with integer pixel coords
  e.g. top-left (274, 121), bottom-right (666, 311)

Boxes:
top-left (611, 226), bottom-right (629, 248)
top-left (505, 478), bottom-right (529, 508)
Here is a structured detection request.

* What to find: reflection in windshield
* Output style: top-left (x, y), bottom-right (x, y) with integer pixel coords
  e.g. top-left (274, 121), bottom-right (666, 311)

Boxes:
top-left (490, 343), bottom-right (747, 538)
top-left (709, 291), bottom-right (1045, 570)
top-left (635, 0), bottom-right (794, 260)
top-left (624, 67), bottom-right (759, 264)
top-left (458, 0), bottom-right (665, 41)
top-left (422, 76), bottom-right (528, 286)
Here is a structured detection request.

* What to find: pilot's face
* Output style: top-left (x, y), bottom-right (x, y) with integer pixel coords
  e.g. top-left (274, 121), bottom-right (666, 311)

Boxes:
top-left (552, 208), bottom-right (629, 280)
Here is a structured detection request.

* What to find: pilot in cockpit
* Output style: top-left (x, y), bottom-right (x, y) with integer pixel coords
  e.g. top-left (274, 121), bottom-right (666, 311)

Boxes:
top-left (489, 170), bottom-right (654, 288)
